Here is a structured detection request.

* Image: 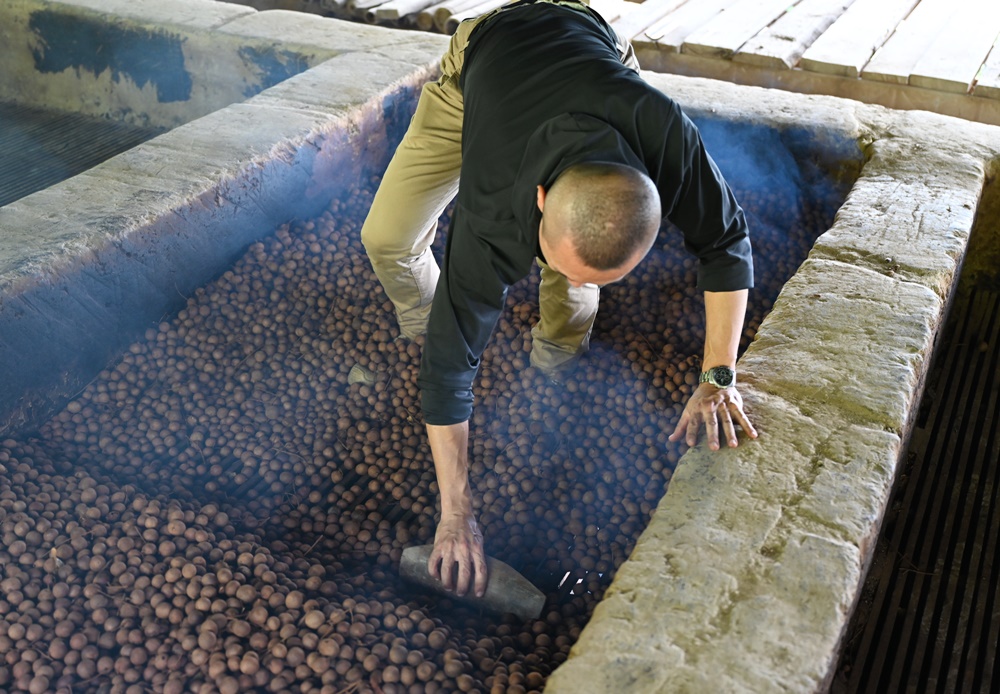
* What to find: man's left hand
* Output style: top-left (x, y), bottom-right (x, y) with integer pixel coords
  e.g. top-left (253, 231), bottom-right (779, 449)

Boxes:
top-left (669, 382), bottom-right (757, 450)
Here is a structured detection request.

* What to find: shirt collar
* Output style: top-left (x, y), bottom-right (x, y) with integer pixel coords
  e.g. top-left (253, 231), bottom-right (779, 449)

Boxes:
top-left (512, 113), bottom-right (648, 245)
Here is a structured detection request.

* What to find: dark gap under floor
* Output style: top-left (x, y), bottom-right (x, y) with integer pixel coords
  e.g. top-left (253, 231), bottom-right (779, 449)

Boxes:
top-left (0, 102), bottom-right (163, 208)
top-left (834, 284), bottom-right (1000, 693)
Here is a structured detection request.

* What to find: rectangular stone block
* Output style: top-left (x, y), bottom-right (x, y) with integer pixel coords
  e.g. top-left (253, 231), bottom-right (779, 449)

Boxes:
top-left (739, 257), bottom-right (942, 433)
top-left (811, 139), bottom-right (985, 296)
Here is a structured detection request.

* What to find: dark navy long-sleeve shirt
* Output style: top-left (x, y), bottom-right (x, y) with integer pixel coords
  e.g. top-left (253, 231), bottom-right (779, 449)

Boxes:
top-left (418, 2), bottom-right (753, 426)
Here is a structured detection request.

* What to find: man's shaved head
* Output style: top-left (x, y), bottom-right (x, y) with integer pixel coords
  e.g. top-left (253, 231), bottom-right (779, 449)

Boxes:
top-left (541, 162), bottom-right (661, 271)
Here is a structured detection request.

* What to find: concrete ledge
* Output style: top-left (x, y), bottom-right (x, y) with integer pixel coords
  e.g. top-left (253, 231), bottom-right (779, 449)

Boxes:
top-left (40, 0), bottom-right (257, 29)
top-left (741, 259), bottom-right (943, 432)
top-left (812, 145), bottom-right (983, 297)
top-left (546, 76), bottom-right (1000, 693)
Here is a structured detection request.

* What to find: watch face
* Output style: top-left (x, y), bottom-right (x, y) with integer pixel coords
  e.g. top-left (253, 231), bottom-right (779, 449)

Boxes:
top-left (711, 366), bottom-right (734, 388)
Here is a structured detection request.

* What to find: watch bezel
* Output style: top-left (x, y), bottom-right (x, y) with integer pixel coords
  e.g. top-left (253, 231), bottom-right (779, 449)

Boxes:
top-left (701, 365), bottom-right (735, 388)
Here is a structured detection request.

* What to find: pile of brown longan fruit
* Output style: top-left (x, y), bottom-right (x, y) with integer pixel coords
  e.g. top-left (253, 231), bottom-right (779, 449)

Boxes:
top-left (0, 145), bottom-right (843, 693)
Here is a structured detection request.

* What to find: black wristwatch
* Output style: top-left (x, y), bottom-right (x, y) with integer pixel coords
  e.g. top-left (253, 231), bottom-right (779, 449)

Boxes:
top-left (700, 365), bottom-right (735, 389)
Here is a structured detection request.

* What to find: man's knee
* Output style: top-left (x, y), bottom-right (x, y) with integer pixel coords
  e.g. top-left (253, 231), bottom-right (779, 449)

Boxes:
top-left (360, 216), bottom-right (393, 264)
top-left (361, 215), bottom-right (434, 264)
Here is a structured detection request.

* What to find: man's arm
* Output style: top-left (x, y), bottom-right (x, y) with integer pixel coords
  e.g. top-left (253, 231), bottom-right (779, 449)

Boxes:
top-left (426, 422), bottom-right (488, 597)
top-left (669, 289), bottom-right (758, 449)
top-left (417, 209), bottom-right (513, 600)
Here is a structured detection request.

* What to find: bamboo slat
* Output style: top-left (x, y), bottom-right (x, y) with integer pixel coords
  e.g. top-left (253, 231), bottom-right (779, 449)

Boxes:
top-left (733, 0), bottom-right (856, 69)
top-left (861, 0), bottom-right (957, 85)
top-left (682, 0), bottom-right (794, 59)
top-left (373, 0), bottom-right (440, 21)
top-left (910, 2), bottom-right (1000, 93)
top-left (799, 0), bottom-right (920, 77)
top-left (418, 0), bottom-right (482, 31)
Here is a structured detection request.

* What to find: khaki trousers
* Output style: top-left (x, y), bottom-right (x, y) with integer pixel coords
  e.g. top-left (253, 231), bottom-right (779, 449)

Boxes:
top-left (360, 4), bottom-right (638, 373)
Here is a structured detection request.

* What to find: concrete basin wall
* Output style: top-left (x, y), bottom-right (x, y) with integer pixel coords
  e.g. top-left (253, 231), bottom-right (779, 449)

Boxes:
top-left (2, 2), bottom-right (1000, 692)
top-left (0, 0), bottom-right (450, 435)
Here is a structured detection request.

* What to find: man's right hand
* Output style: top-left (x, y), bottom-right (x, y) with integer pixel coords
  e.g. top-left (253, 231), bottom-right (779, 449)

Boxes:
top-left (425, 421), bottom-right (488, 598)
top-left (428, 511), bottom-right (488, 598)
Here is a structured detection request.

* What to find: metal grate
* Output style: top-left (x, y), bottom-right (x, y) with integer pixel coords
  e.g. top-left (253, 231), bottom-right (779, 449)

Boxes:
top-left (834, 287), bottom-right (1000, 693)
top-left (0, 102), bottom-right (163, 208)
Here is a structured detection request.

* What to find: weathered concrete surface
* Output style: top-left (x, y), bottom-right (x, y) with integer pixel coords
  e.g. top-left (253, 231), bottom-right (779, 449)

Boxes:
top-left (0, 0), bottom-right (437, 129)
top-left (42, 0), bottom-right (257, 29)
top-left (740, 259), bottom-right (943, 432)
top-left (0, 7), bottom-right (448, 435)
top-left (546, 76), bottom-right (1000, 693)
top-left (811, 144), bottom-right (985, 298)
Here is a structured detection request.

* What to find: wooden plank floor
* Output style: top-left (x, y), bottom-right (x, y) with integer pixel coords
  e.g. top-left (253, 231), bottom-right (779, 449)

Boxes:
top-left (242, 0), bottom-right (1000, 124)
top-left (622, 0), bottom-right (1000, 125)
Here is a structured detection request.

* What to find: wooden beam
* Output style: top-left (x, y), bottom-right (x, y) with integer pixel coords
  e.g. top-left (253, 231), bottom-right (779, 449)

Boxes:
top-left (733, 0), bottom-right (856, 70)
top-left (682, 0), bottom-right (795, 60)
top-left (611, 0), bottom-right (690, 42)
top-left (590, 0), bottom-right (625, 25)
top-left (418, 0), bottom-right (483, 30)
top-left (910, 2), bottom-right (1000, 94)
top-left (862, 0), bottom-right (961, 85)
top-left (973, 40), bottom-right (1000, 101)
top-left (799, 0), bottom-right (920, 78)
top-left (641, 0), bottom-right (739, 53)
top-left (633, 46), bottom-right (1000, 126)
top-left (374, 0), bottom-right (440, 21)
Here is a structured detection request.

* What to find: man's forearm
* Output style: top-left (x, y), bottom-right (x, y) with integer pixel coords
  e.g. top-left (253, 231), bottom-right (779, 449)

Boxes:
top-left (426, 421), bottom-right (474, 517)
top-left (702, 289), bottom-right (748, 369)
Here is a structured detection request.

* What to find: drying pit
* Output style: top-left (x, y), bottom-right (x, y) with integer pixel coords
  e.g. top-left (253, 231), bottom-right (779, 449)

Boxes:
top-left (0, 142), bottom-right (846, 694)
top-left (2, 2), bottom-right (1000, 694)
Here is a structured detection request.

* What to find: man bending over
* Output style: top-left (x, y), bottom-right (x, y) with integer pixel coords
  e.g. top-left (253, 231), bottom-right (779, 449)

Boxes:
top-left (361, 0), bottom-right (758, 599)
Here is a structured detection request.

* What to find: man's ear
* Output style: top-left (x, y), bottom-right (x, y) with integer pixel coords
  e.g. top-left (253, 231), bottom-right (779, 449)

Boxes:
top-left (536, 184), bottom-right (546, 213)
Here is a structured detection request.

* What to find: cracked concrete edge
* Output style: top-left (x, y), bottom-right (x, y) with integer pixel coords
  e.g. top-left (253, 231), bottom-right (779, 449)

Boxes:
top-left (0, 33), bottom-right (441, 436)
top-left (547, 90), bottom-right (1000, 692)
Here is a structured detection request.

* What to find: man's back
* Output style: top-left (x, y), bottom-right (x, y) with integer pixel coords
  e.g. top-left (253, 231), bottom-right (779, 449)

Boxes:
top-left (460, 4), bottom-right (651, 209)
top-left (455, 2), bottom-right (748, 292)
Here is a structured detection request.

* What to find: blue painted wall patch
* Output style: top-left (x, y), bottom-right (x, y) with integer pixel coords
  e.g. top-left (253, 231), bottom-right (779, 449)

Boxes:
top-left (29, 10), bottom-right (193, 103)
